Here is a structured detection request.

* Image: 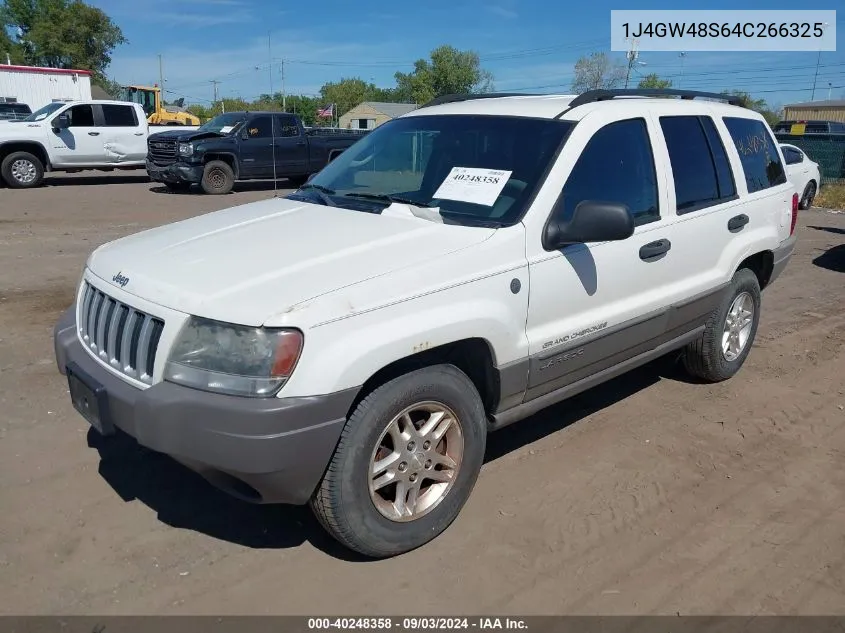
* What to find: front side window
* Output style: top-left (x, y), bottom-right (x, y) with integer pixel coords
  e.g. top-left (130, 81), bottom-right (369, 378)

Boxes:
top-left (555, 118), bottom-right (659, 227)
top-left (299, 114), bottom-right (573, 227)
top-left (660, 115), bottom-right (736, 213)
top-left (245, 116), bottom-right (272, 139)
top-left (67, 105), bottom-right (94, 127)
top-left (723, 116), bottom-right (787, 193)
top-left (782, 147), bottom-right (803, 165)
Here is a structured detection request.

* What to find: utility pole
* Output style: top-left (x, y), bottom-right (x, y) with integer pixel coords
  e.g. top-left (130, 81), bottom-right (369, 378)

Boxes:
top-left (678, 51), bottom-right (687, 88)
top-left (267, 33), bottom-right (274, 100)
top-left (624, 39), bottom-right (639, 89)
top-left (829, 82), bottom-right (833, 100)
top-left (811, 22), bottom-right (830, 101)
top-left (158, 54), bottom-right (165, 101)
top-left (280, 59), bottom-right (286, 112)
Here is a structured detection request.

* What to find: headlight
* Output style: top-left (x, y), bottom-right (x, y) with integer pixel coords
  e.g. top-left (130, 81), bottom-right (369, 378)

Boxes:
top-left (178, 142), bottom-right (193, 156)
top-left (164, 317), bottom-right (303, 397)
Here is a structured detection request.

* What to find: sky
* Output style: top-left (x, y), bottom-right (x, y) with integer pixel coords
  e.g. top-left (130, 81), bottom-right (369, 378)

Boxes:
top-left (88, 0), bottom-right (844, 110)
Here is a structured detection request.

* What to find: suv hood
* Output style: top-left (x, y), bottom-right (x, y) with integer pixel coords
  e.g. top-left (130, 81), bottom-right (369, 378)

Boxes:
top-left (87, 197), bottom-right (495, 326)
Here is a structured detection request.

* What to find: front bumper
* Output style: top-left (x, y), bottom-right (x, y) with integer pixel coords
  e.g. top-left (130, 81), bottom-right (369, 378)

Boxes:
top-left (146, 159), bottom-right (204, 184)
top-left (53, 307), bottom-right (355, 505)
top-left (769, 233), bottom-right (797, 287)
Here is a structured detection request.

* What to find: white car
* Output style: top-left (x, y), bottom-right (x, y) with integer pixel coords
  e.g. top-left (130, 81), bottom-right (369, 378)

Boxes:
top-left (780, 142), bottom-right (821, 210)
top-left (53, 89), bottom-right (798, 558)
top-left (0, 100), bottom-right (197, 188)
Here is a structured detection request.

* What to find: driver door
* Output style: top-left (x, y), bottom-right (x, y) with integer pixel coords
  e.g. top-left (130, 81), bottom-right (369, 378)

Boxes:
top-left (522, 115), bottom-right (681, 401)
top-left (50, 104), bottom-right (106, 166)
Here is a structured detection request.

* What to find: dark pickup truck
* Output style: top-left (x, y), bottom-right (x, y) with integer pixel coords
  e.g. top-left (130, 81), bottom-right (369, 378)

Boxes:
top-left (145, 111), bottom-right (369, 194)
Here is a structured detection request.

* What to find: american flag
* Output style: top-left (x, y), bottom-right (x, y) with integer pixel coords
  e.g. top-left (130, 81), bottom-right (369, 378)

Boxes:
top-left (317, 103), bottom-right (334, 118)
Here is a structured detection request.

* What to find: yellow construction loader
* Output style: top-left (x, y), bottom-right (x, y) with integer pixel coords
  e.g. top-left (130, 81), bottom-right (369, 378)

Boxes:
top-left (118, 85), bottom-right (200, 126)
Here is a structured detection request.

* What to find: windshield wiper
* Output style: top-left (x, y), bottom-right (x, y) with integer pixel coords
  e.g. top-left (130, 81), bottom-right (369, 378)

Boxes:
top-left (296, 183), bottom-right (338, 207)
top-left (343, 192), bottom-right (437, 208)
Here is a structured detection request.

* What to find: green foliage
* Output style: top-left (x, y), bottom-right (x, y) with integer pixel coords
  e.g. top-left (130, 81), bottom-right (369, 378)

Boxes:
top-left (571, 52), bottom-right (626, 93)
top-left (1, 0), bottom-right (126, 80)
top-left (637, 73), bottom-right (672, 89)
top-left (319, 77), bottom-right (393, 120)
top-left (722, 90), bottom-right (782, 127)
top-left (394, 45), bottom-right (493, 105)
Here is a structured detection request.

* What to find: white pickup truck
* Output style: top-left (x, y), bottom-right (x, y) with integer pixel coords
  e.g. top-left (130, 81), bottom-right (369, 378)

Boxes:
top-left (0, 100), bottom-right (197, 188)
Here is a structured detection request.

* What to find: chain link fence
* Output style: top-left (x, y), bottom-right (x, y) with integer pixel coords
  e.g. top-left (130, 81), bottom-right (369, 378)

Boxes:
top-left (774, 134), bottom-right (845, 186)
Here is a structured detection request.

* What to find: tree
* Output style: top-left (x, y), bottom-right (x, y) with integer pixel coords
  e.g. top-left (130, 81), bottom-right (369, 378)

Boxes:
top-left (571, 52), bottom-right (626, 93)
top-left (394, 45), bottom-right (494, 105)
top-left (319, 77), bottom-right (384, 118)
top-left (1, 0), bottom-right (126, 80)
top-left (722, 90), bottom-right (781, 127)
top-left (637, 73), bottom-right (672, 89)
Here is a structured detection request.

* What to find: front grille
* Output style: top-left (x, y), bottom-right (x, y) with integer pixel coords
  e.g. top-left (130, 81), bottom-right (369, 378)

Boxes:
top-left (78, 281), bottom-right (165, 385)
top-left (148, 138), bottom-right (178, 165)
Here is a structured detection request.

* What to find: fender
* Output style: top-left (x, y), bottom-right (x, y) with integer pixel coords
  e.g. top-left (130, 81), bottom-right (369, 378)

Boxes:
top-left (0, 139), bottom-right (52, 170)
top-left (200, 151), bottom-right (240, 178)
top-left (279, 295), bottom-right (527, 399)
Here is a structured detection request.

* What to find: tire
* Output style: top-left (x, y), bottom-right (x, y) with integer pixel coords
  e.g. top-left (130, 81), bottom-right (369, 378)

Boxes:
top-left (682, 268), bottom-right (761, 383)
top-left (1, 151), bottom-right (45, 189)
top-left (164, 181), bottom-right (192, 193)
top-left (311, 364), bottom-right (488, 558)
top-left (200, 160), bottom-right (234, 195)
top-left (799, 181), bottom-right (816, 210)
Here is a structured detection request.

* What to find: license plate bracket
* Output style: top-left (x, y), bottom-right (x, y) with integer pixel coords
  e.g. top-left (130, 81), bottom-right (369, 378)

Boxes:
top-left (66, 361), bottom-right (115, 436)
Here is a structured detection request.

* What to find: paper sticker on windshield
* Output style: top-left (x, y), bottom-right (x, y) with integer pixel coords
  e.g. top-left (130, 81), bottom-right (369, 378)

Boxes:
top-left (433, 167), bottom-right (513, 207)
top-left (219, 126), bottom-right (234, 133)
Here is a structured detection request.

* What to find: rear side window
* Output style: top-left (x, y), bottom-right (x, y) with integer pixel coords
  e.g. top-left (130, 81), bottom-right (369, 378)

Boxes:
top-left (557, 118), bottom-right (659, 227)
top-left (101, 104), bottom-right (138, 127)
top-left (660, 115), bottom-right (736, 213)
top-left (723, 117), bottom-right (787, 193)
top-left (275, 115), bottom-right (300, 137)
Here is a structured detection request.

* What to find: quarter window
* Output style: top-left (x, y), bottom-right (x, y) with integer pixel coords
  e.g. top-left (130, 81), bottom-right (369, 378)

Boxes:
top-left (723, 116), bottom-right (787, 193)
top-left (557, 118), bottom-right (659, 227)
top-left (660, 115), bottom-right (736, 213)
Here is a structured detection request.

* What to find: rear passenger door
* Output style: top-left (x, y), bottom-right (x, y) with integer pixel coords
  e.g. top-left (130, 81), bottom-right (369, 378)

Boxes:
top-left (274, 114), bottom-right (309, 175)
top-left (98, 104), bottom-right (147, 164)
top-left (523, 114), bottom-right (687, 401)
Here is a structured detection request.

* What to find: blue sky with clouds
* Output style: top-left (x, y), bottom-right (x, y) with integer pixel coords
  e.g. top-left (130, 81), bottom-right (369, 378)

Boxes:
top-left (89, 0), bottom-right (843, 109)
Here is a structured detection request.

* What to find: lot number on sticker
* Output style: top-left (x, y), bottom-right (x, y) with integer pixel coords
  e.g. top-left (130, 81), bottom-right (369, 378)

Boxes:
top-left (433, 167), bottom-right (513, 207)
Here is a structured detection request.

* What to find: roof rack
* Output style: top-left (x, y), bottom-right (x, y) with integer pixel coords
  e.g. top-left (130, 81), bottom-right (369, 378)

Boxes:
top-left (419, 92), bottom-right (545, 109)
top-left (560, 88), bottom-right (742, 114)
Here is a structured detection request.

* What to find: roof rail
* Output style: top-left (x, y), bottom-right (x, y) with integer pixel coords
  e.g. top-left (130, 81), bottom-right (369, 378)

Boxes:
top-left (559, 88), bottom-right (742, 115)
top-left (419, 92), bottom-right (545, 109)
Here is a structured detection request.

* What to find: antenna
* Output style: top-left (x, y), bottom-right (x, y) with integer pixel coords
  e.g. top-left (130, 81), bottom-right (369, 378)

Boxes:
top-left (268, 32), bottom-right (278, 198)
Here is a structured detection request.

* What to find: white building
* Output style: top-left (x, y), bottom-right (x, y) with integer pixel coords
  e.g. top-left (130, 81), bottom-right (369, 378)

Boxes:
top-left (0, 64), bottom-right (93, 110)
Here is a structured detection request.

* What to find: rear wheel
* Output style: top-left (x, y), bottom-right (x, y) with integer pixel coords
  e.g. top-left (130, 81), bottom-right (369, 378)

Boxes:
top-left (1, 151), bottom-right (45, 189)
top-left (201, 160), bottom-right (234, 195)
top-left (799, 181), bottom-right (816, 210)
top-left (311, 364), bottom-right (487, 558)
top-left (682, 268), bottom-right (761, 383)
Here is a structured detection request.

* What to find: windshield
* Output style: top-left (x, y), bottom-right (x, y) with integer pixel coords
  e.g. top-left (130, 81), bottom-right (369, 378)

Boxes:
top-left (23, 102), bottom-right (65, 122)
top-left (198, 113), bottom-right (246, 134)
top-left (295, 114), bottom-right (573, 227)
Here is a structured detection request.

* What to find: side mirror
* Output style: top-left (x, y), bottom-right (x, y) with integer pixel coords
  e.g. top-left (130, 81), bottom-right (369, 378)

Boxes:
top-left (52, 113), bottom-right (70, 130)
top-left (543, 200), bottom-right (635, 251)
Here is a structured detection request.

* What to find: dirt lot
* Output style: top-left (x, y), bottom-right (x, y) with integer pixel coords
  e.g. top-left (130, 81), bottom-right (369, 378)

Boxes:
top-left (1, 172), bottom-right (844, 616)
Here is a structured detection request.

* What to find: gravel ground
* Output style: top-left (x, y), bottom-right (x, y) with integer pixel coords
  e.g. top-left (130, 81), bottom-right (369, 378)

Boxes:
top-left (1, 172), bottom-right (844, 615)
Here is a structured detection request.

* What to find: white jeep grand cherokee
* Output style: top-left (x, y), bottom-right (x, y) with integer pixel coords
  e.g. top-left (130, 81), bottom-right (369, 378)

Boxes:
top-left (54, 89), bottom-right (798, 558)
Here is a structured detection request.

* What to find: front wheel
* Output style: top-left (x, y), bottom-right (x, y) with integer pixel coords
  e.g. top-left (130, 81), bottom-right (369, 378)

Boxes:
top-left (311, 364), bottom-right (487, 558)
top-left (200, 160), bottom-right (235, 195)
top-left (1, 151), bottom-right (45, 189)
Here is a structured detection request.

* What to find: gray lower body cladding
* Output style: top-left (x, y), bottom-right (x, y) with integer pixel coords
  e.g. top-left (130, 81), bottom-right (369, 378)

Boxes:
top-left (53, 307), bottom-right (355, 505)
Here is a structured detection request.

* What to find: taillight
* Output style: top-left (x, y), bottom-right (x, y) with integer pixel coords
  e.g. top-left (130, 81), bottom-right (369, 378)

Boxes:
top-left (790, 193), bottom-right (799, 236)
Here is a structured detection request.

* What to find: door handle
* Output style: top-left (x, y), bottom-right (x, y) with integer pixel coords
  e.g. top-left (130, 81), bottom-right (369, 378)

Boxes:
top-left (639, 239), bottom-right (671, 262)
top-left (133, 132), bottom-right (144, 136)
top-left (88, 131), bottom-right (100, 136)
top-left (728, 214), bottom-right (749, 232)
top-left (295, 141), bottom-right (306, 146)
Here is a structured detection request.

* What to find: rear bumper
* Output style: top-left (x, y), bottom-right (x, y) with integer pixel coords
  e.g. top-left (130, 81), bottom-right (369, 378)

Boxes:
top-left (769, 233), bottom-right (797, 287)
top-left (146, 159), bottom-right (203, 184)
top-left (53, 307), bottom-right (355, 505)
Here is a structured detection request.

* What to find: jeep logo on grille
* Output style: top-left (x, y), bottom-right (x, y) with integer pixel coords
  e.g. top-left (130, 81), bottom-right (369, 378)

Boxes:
top-left (112, 272), bottom-right (129, 287)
